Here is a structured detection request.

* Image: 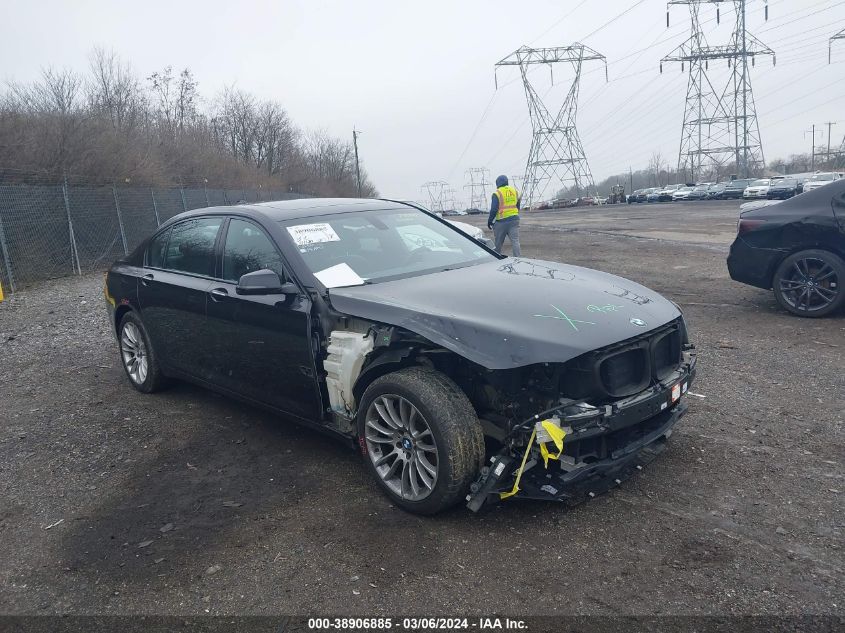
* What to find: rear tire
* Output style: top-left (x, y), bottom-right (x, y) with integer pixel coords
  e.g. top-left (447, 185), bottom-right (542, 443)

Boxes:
top-left (357, 367), bottom-right (485, 515)
top-left (118, 312), bottom-right (167, 393)
top-left (772, 249), bottom-right (845, 318)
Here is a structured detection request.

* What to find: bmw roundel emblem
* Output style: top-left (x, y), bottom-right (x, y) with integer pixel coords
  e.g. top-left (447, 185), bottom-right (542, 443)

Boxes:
top-left (630, 318), bottom-right (647, 327)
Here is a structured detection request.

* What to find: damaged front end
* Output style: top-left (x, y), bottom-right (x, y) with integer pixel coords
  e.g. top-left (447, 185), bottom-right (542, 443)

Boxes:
top-left (466, 340), bottom-right (697, 512)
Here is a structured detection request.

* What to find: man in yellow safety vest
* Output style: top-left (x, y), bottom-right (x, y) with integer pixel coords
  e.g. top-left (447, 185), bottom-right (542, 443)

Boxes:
top-left (486, 175), bottom-right (521, 256)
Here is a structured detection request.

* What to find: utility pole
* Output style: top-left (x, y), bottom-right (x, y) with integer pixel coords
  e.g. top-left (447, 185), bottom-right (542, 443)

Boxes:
top-left (830, 28), bottom-right (845, 64)
top-left (824, 122), bottom-right (837, 164)
top-left (662, 0), bottom-right (774, 181)
top-left (629, 166), bottom-right (633, 192)
top-left (805, 125), bottom-right (822, 171)
top-left (352, 128), bottom-right (362, 197)
top-left (494, 44), bottom-right (607, 208)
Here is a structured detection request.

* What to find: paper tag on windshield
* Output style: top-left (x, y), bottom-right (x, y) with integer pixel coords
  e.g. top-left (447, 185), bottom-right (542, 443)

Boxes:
top-left (314, 263), bottom-right (365, 288)
top-left (286, 223), bottom-right (340, 247)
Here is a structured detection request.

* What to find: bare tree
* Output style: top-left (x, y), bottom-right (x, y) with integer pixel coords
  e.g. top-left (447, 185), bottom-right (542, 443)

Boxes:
top-left (87, 48), bottom-right (146, 132)
top-left (0, 49), bottom-right (379, 195)
top-left (4, 67), bottom-right (86, 173)
top-left (147, 66), bottom-right (198, 140)
top-left (648, 151), bottom-right (664, 187)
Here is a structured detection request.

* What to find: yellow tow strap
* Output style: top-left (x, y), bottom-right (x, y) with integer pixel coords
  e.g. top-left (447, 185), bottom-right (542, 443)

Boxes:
top-left (539, 420), bottom-right (566, 467)
top-left (500, 429), bottom-right (536, 500)
top-left (500, 421), bottom-right (567, 500)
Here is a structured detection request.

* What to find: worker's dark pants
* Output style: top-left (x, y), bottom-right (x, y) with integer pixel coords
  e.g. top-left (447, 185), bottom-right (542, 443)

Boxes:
top-left (493, 218), bottom-right (521, 256)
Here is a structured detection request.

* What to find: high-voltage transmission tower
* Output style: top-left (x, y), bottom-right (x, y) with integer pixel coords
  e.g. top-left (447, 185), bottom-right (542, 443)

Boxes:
top-left (444, 187), bottom-right (460, 212)
top-left (464, 168), bottom-right (490, 210)
top-left (662, 0), bottom-right (774, 181)
top-left (421, 181), bottom-right (448, 213)
top-left (495, 44), bottom-right (607, 208)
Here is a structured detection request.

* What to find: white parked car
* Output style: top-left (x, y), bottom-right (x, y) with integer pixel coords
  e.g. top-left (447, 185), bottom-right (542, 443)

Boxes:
top-left (743, 179), bottom-right (771, 199)
top-left (672, 186), bottom-right (695, 200)
top-left (801, 172), bottom-right (844, 193)
top-left (449, 220), bottom-right (485, 241)
top-left (393, 200), bottom-right (492, 247)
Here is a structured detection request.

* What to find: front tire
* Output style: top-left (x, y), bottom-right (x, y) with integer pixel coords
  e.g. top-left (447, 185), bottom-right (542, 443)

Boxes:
top-left (357, 367), bottom-right (485, 515)
top-left (118, 312), bottom-right (167, 393)
top-left (772, 249), bottom-right (845, 318)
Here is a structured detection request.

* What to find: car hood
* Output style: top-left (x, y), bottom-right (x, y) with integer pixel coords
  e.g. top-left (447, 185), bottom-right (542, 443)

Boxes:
top-left (328, 258), bottom-right (681, 369)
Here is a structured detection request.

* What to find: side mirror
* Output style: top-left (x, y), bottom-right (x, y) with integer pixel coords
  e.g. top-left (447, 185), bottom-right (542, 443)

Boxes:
top-left (236, 269), bottom-right (298, 295)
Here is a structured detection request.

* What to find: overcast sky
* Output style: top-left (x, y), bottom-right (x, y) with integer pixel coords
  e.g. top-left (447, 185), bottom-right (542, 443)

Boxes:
top-left (2, 0), bottom-right (844, 204)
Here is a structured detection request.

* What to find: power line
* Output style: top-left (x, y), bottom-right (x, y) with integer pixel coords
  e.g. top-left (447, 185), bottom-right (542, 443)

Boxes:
top-left (582, 0), bottom-right (651, 43)
top-left (446, 92), bottom-right (498, 182)
top-left (528, 0), bottom-right (591, 45)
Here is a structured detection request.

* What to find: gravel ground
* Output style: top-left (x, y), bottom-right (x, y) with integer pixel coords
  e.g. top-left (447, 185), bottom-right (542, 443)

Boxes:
top-left (0, 201), bottom-right (843, 618)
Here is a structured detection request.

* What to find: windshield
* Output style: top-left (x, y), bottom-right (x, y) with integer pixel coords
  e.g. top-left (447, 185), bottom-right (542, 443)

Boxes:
top-left (751, 179), bottom-right (769, 186)
top-left (774, 179), bottom-right (797, 186)
top-left (680, 187), bottom-right (694, 191)
top-left (280, 207), bottom-right (496, 287)
top-left (811, 173), bottom-right (834, 181)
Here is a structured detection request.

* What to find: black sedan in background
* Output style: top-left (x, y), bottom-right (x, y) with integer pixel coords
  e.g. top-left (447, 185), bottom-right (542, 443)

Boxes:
top-left (727, 179), bottom-right (845, 317)
top-left (104, 198), bottom-right (696, 514)
top-left (767, 178), bottom-right (801, 200)
top-left (720, 179), bottom-right (753, 200)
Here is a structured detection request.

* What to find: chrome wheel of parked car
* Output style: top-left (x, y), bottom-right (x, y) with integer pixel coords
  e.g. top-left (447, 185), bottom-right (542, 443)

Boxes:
top-left (358, 367), bottom-right (484, 514)
top-left (121, 322), bottom-right (148, 385)
top-left (117, 312), bottom-right (167, 393)
top-left (773, 250), bottom-right (845, 318)
top-left (365, 394), bottom-right (438, 501)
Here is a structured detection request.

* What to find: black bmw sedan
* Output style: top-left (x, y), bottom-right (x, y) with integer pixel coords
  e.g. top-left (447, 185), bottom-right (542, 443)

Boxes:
top-left (766, 177), bottom-right (800, 200)
top-left (727, 179), bottom-right (845, 317)
top-left (105, 198), bottom-right (696, 514)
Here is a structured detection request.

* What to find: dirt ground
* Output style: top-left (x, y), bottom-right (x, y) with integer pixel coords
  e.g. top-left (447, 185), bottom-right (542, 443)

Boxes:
top-left (0, 201), bottom-right (843, 617)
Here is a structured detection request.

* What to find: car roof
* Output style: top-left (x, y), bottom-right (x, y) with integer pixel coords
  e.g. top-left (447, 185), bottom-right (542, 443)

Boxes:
top-left (250, 197), bottom-right (407, 220)
top-left (163, 198), bottom-right (410, 225)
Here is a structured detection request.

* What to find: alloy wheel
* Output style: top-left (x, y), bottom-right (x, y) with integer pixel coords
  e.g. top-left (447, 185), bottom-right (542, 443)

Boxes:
top-left (778, 256), bottom-right (839, 313)
top-left (120, 322), bottom-right (149, 385)
top-left (364, 395), bottom-right (438, 501)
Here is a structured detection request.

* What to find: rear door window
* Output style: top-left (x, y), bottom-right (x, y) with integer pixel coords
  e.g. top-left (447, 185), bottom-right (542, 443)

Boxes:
top-left (146, 227), bottom-right (171, 268)
top-left (164, 217), bottom-right (223, 276)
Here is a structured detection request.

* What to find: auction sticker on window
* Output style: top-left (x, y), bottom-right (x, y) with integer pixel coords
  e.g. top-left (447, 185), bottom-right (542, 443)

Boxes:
top-left (287, 222), bottom-right (340, 247)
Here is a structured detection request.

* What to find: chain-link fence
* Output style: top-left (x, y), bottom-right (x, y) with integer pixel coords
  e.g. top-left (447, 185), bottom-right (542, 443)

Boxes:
top-left (0, 183), bottom-right (309, 292)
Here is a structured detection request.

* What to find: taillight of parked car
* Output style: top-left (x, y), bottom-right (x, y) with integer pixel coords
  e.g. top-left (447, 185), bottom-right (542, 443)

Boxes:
top-left (737, 218), bottom-right (766, 235)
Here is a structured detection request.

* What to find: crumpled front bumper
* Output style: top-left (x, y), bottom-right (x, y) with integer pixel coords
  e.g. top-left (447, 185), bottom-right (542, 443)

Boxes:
top-left (466, 352), bottom-right (696, 512)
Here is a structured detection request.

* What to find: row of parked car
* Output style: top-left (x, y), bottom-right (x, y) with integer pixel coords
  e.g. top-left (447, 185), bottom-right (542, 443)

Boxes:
top-left (629, 171), bottom-right (844, 204)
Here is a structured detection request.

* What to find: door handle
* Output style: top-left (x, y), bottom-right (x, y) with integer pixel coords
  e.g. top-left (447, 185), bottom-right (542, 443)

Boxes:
top-left (209, 287), bottom-right (229, 301)
top-left (141, 273), bottom-right (154, 286)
